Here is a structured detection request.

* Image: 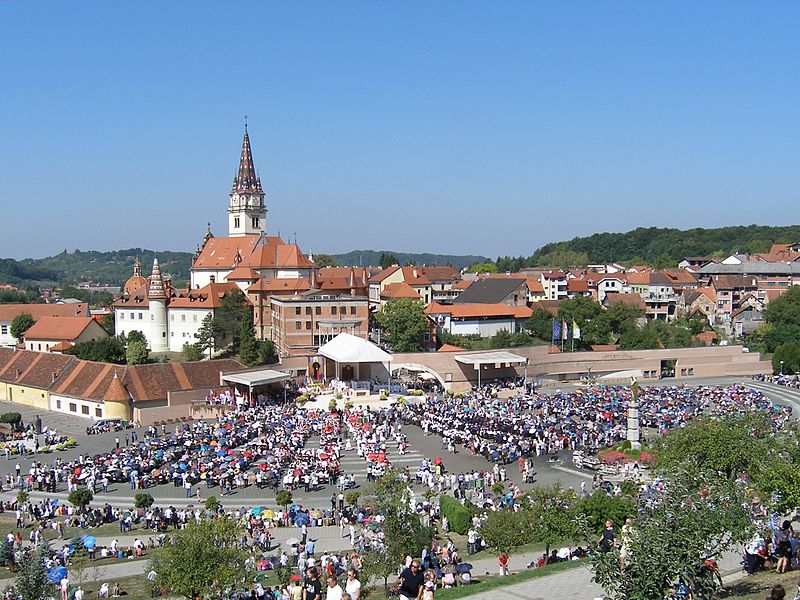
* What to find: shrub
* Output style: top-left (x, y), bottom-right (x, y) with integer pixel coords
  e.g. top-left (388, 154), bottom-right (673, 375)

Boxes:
top-left (0, 413), bottom-right (21, 425)
top-left (439, 495), bottom-right (471, 535)
top-left (328, 399), bottom-right (338, 412)
top-left (16, 491), bottom-right (28, 505)
top-left (65, 438), bottom-right (78, 448)
top-left (205, 496), bottom-right (221, 512)
top-left (134, 493), bottom-right (155, 509)
top-left (68, 489), bottom-right (94, 513)
top-left (620, 439), bottom-right (632, 451)
top-left (344, 400), bottom-right (353, 409)
top-left (346, 491), bottom-right (361, 508)
top-left (276, 490), bottom-right (293, 510)
top-left (409, 389), bottom-right (424, 396)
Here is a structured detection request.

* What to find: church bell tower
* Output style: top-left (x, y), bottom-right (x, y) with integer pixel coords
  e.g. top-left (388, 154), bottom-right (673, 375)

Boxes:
top-left (228, 122), bottom-right (267, 237)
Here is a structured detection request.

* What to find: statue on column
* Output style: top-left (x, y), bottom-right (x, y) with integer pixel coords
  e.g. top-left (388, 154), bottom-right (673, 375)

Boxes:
top-left (627, 376), bottom-right (641, 450)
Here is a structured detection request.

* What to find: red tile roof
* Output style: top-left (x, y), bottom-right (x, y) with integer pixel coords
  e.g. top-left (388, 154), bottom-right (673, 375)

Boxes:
top-left (438, 344), bottom-right (465, 352)
top-left (224, 266), bottom-right (261, 281)
top-left (567, 279), bottom-right (589, 292)
top-left (0, 303), bottom-right (89, 322)
top-left (24, 317), bottom-right (103, 342)
top-left (193, 235), bottom-right (262, 269)
top-left (426, 303), bottom-right (531, 319)
top-left (604, 293), bottom-right (646, 309)
top-left (381, 282), bottom-right (421, 299)
top-left (247, 277), bottom-right (311, 294)
top-left (169, 282), bottom-right (239, 309)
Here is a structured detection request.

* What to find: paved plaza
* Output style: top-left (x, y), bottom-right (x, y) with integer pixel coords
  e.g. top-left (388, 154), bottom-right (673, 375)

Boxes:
top-left (2, 376), bottom-right (800, 599)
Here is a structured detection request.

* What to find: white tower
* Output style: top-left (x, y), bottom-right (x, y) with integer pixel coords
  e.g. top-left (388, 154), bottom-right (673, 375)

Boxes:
top-left (627, 377), bottom-right (642, 450)
top-left (228, 123), bottom-right (267, 237)
top-left (148, 258), bottom-right (169, 352)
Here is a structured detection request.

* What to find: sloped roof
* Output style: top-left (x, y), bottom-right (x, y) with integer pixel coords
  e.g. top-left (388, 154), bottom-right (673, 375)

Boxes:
top-left (318, 333), bottom-right (392, 363)
top-left (123, 359), bottom-right (244, 402)
top-left (0, 303), bottom-right (89, 322)
top-left (169, 282), bottom-right (239, 309)
top-left (368, 266), bottom-right (400, 284)
top-left (437, 344), bottom-right (465, 352)
top-left (24, 317), bottom-right (103, 342)
top-left (193, 235), bottom-right (261, 269)
top-left (381, 282), bottom-right (421, 299)
top-left (426, 303), bottom-right (531, 319)
top-left (225, 266), bottom-right (261, 281)
top-left (604, 293), bottom-right (646, 309)
top-left (419, 266), bottom-right (460, 282)
top-left (566, 279), bottom-right (589, 293)
top-left (709, 275), bottom-right (758, 290)
top-left (453, 278), bottom-right (527, 304)
top-left (0, 348), bottom-right (78, 388)
top-left (247, 277), bottom-right (311, 294)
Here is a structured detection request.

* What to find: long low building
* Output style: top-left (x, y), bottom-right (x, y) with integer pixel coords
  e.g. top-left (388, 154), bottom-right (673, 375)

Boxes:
top-left (0, 348), bottom-right (244, 425)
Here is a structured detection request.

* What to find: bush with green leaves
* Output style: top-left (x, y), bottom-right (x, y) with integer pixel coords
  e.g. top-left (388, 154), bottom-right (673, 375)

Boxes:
top-left (276, 490), bottom-right (293, 510)
top-left (204, 496), bottom-right (221, 512)
top-left (439, 495), bottom-right (471, 535)
top-left (134, 493), bottom-right (155, 509)
top-left (0, 412), bottom-right (22, 424)
top-left (68, 488), bottom-right (93, 513)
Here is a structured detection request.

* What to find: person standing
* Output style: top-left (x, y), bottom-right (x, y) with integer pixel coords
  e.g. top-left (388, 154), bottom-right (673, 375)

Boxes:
top-left (498, 552), bottom-right (509, 577)
top-left (324, 576), bottom-right (343, 600)
top-left (599, 519), bottom-right (617, 553)
top-left (395, 560), bottom-right (424, 600)
top-left (344, 570), bottom-right (361, 600)
top-left (302, 567), bottom-right (322, 600)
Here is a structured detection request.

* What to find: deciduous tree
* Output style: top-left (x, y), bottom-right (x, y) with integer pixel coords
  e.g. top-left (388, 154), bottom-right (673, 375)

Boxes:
top-left (10, 313), bottom-right (34, 342)
top-left (375, 298), bottom-right (428, 352)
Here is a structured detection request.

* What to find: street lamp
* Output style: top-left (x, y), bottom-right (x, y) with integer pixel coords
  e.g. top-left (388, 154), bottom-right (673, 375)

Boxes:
top-left (780, 360), bottom-right (784, 375)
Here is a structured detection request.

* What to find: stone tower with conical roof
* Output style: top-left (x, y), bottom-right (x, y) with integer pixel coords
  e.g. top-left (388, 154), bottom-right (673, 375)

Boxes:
top-left (147, 258), bottom-right (168, 352)
top-left (228, 123), bottom-right (266, 237)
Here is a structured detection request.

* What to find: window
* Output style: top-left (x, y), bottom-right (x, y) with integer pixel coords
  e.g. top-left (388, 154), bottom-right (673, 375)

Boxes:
top-left (234, 217), bottom-right (240, 228)
top-left (340, 307), bottom-right (346, 315)
top-left (315, 307), bottom-right (321, 315)
top-left (119, 314), bottom-right (124, 321)
top-left (95, 408), bottom-right (102, 418)
top-left (688, 368), bottom-right (694, 375)
top-left (130, 312), bottom-right (135, 319)
top-left (138, 313), bottom-right (143, 319)
top-left (295, 321), bottom-right (301, 330)
top-left (350, 306), bottom-right (356, 315)
top-left (170, 314), bottom-right (174, 321)
top-left (305, 307), bottom-right (312, 315)
top-left (252, 217), bottom-right (259, 228)
top-left (193, 314), bottom-right (198, 322)
top-left (295, 307), bottom-right (302, 315)
top-left (150, 314), bottom-right (154, 321)
top-left (69, 403), bottom-right (77, 412)
top-left (331, 306), bottom-right (337, 315)
top-left (56, 399), bottom-right (61, 409)
top-left (305, 321), bottom-right (311, 330)
top-left (81, 405), bottom-right (89, 415)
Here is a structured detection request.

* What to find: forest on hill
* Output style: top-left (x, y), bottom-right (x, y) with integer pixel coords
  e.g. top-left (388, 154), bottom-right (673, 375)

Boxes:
top-left (493, 224), bottom-right (800, 272)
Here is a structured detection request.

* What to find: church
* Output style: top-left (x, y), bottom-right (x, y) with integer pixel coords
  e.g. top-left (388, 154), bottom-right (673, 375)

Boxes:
top-left (114, 126), bottom-right (369, 355)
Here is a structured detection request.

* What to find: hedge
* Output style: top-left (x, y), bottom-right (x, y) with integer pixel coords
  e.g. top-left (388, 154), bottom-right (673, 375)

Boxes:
top-left (440, 495), bottom-right (471, 535)
top-left (0, 413), bottom-right (21, 425)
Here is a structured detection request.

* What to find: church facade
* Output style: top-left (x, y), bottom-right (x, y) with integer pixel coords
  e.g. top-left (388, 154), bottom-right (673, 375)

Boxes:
top-left (114, 126), bottom-right (369, 356)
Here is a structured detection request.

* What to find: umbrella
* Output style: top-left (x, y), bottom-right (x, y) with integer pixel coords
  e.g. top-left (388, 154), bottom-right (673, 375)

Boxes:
top-left (83, 535), bottom-right (96, 549)
top-left (319, 452), bottom-right (329, 460)
top-left (47, 566), bottom-right (68, 583)
top-left (263, 510), bottom-right (275, 520)
top-left (294, 513), bottom-right (310, 526)
top-left (284, 537), bottom-right (300, 546)
top-left (289, 575), bottom-right (302, 582)
top-left (433, 457), bottom-right (443, 466)
top-left (456, 563), bottom-right (473, 574)
top-left (155, 450), bottom-right (164, 458)
top-left (251, 507), bottom-right (264, 516)
top-left (309, 509), bottom-right (322, 519)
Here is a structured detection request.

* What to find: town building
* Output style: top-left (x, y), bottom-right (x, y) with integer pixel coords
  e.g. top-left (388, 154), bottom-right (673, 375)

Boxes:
top-left (23, 316), bottom-right (108, 352)
top-left (425, 302), bottom-right (531, 336)
top-left (0, 303), bottom-right (90, 348)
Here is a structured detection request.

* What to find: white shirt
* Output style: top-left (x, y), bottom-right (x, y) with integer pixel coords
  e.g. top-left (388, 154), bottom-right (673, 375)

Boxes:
top-left (325, 584), bottom-right (343, 600)
top-left (345, 578), bottom-right (361, 599)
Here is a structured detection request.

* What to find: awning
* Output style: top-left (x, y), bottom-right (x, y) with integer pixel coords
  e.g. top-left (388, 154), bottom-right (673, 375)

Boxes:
top-left (222, 369), bottom-right (292, 387)
top-left (318, 333), bottom-right (392, 364)
top-left (454, 351), bottom-right (528, 367)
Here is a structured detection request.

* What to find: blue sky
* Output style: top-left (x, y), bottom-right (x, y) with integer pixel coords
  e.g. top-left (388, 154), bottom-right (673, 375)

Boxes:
top-left (1, 2), bottom-right (798, 260)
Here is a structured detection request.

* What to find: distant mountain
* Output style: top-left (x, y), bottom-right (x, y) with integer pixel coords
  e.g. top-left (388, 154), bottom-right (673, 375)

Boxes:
top-left (331, 250), bottom-right (488, 269)
top-left (530, 225), bottom-right (800, 266)
top-left (14, 249), bottom-right (194, 287)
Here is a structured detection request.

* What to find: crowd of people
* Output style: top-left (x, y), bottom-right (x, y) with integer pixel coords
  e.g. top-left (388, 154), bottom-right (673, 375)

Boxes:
top-left (754, 373), bottom-right (800, 390)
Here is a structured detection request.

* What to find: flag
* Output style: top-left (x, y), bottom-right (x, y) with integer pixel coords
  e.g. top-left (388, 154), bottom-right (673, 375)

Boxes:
top-left (572, 320), bottom-right (581, 340)
top-left (562, 320), bottom-right (568, 339)
top-left (552, 319), bottom-right (561, 341)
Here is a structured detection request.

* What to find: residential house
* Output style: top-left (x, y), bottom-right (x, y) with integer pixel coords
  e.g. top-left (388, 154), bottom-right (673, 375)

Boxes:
top-left (0, 303), bottom-right (90, 348)
top-left (596, 275), bottom-right (628, 303)
top-left (708, 275), bottom-right (758, 322)
top-left (23, 317), bottom-right (109, 353)
top-left (426, 302), bottom-right (532, 337)
top-left (452, 278), bottom-right (528, 307)
top-left (368, 266), bottom-right (433, 309)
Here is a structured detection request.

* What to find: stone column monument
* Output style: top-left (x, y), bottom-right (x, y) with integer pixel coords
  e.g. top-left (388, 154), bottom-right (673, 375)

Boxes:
top-left (627, 376), bottom-right (641, 450)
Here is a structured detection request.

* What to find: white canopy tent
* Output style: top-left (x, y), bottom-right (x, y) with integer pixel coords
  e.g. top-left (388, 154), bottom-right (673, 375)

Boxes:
top-left (222, 369), bottom-right (292, 402)
top-left (318, 333), bottom-right (393, 387)
top-left (454, 351), bottom-right (528, 387)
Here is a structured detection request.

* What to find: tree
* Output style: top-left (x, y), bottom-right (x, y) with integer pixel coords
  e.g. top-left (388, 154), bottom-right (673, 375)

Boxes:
top-left (523, 308), bottom-right (555, 342)
top-left (577, 491), bottom-right (636, 535)
top-left (313, 254), bottom-right (339, 268)
top-left (195, 313), bottom-right (215, 358)
top-left (479, 508), bottom-right (532, 555)
top-left (100, 312), bottom-right (115, 336)
top-left (65, 337), bottom-right (126, 364)
top-left (10, 313), bottom-right (34, 342)
top-left (126, 339), bottom-right (149, 365)
top-left (152, 517), bottom-right (251, 599)
top-left (374, 298), bottom-right (428, 352)
top-left (256, 340), bottom-right (277, 365)
top-left (15, 542), bottom-right (55, 600)
top-left (275, 490), bottom-right (293, 512)
top-left (212, 290), bottom-right (247, 349)
top-left (467, 262), bottom-right (498, 274)
top-left (204, 496), bottom-right (221, 513)
top-left (0, 539), bottom-right (15, 570)
top-left (361, 548), bottom-right (398, 595)
top-left (134, 493), bottom-right (155, 509)
top-left (765, 285), bottom-right (800, 328)
top-left (345, 491), bottom-right (361, 508)
top-left (591, 470), bottom-right (753, 600)
top-left (527, 484), bottom-right (582, 558)
top-left (379, 253), bottom-right (399, 269)
top-left (68, 488), bottom-right (93, 513)
top-left (239, 308), bottom-right (259, 366)
top-left (182, 342), bottom-right (203, 362)
top-left (773, 341), bottom-right (800, 374)
top-left (126, 330), bottom-right (147, 345)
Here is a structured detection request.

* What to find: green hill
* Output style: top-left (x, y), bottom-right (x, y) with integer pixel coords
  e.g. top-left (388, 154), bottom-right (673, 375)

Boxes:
top-left (499, 224), bottom-right (800, 271)
top-left (331, 250), bottom-right (487, 269)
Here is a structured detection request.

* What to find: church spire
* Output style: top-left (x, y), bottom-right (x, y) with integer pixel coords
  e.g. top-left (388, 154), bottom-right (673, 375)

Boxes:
top-left (232, 123), bottom-right (261, 194)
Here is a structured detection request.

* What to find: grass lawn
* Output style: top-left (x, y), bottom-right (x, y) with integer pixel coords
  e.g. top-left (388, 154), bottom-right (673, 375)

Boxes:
top-left (726, 570), bottom-right (800, 599)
